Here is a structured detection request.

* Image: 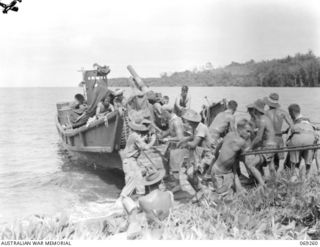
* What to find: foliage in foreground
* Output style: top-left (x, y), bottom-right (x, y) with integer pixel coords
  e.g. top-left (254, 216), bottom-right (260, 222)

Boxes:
top-left (1, 169), bottom-right (320, 240)
top-left (163, 170), bottom-right (320, 239)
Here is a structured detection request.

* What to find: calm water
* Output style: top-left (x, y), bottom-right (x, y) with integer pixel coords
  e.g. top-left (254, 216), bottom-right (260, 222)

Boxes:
top-left (0, 87), bottom-right (320, 224)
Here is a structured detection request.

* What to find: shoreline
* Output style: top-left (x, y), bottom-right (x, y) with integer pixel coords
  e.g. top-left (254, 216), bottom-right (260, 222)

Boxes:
top-left (1, 168), bottom-right (320, 240)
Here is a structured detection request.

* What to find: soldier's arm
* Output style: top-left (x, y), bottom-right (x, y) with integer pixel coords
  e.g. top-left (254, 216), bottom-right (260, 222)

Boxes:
top-left (228, 115), bottom-right (236, 132)
top-left (162, 124), bottom-right (183, 141)
top-left (250, 120), bottom-right (265, 149)
top-left (187, 136), bottom-right (203, 149)
top-left (282, 110), bottom-right (293, 129)
top-left (160, 129), bottom-right (170, 139)
top-left (174, 97), bottom-right (182, 110)
top-left (153, 103), bottom-right (162, 115)
top-left (177, 135), bottom-right (194, 148)
top-left (186, 96), bottom-right (191, 108)
top-left (136, 133), bottom-right (156, 150)
top-left (245, 155), bottom-right (265, 186)
top-left (109, 104), bottom-right (115, 112)
top-left (233, 166), bottom-right (244, 193)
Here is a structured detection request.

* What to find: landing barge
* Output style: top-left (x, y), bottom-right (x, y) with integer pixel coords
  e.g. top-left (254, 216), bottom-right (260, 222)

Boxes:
top-left (55, 65), bottom-right (226, 170)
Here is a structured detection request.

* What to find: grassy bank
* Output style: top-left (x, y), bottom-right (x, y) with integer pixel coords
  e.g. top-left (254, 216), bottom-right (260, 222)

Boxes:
top-left (1, 169), bottom-right (320, 240)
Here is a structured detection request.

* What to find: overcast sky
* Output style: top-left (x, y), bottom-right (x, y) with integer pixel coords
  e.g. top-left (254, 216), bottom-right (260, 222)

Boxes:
top-left (0, 0), bottom-right (319, 87)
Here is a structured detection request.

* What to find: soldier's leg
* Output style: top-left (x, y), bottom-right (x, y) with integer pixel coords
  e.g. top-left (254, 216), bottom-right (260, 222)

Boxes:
top-left (268, 155), bottom-right (276, 178)
top-left (245, 155), bottom-right (265, 186)
top-left (315, 150), bottom-right (320, 174)
top-left (133, 161), bottom-right (146, 195)
top-left (204, 141), bottom-right (223, 180)
top-left (303, 149), bottom-right (314, 177)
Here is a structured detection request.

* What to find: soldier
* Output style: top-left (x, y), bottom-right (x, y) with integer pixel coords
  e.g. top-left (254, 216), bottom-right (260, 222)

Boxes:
top-left (264, 93), bottom-right (293, 171)
top-left (162, 95), bottom-right (170, 105)
top-left (209, 100), bottom-right (238, 146)
top-left (68, 94), bottom-right (88, 124)
top-left (286, 104), bottom-right (319, 176)
top-left (160, 108), bottom-right (186, 191)
top-left (178, 109), bottom-right (215, 201)
top-left (120, 113), bottom-right (156, 197)
top-left (160, 108), bottom-right (185, 142)
top-left (174, 85), bottom-right (191, 117)
top-left (211, 119), bottom-right (252, 196)
top-left (95, 92), bottom-right (115, 117)
top-left (121, 169), bottom-right (173, 238)
top-left (245, 99), bottom-right (277, 186)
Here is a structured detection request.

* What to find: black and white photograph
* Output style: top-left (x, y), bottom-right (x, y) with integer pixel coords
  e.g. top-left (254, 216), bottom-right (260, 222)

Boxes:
top-left (1, 0), bottom-right (320, 242)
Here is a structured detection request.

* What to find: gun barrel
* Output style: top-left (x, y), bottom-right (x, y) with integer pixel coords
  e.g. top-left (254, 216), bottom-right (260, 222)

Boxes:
top-left (127, 65), bottom-right (147, 92)
top-left (127, 65), bottom-right (140, 79)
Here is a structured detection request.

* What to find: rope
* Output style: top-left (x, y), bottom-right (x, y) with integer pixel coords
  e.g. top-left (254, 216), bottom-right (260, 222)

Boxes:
top-left (135, 143), bottom-right (158, 170)
top-left (242, 143), bottom-right (320, 156)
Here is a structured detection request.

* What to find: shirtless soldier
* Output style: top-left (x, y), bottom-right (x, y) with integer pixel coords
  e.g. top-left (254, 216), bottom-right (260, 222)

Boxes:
top-left (160, 108), bottom-right (185, 142)
top-left (245, 99), bottom-right (277, 186)
top-left (174, 85), bottom-right (191, 117)
top-left (211, 119), bottom-right (252, 195)
top-left (160, 108), bottom-right (186, 191)
top-left (264, 93), bottom-right (293, 171)
top-left (209, 100), bottom-right (238, 146)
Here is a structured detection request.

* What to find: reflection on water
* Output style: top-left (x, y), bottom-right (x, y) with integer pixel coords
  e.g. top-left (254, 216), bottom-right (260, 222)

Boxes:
top-left (55, 144), bottom-right (124, 202)
top-left (0, 142), bottom-right (124, 224)
top-left (0, 87), bottom-right (319, 223)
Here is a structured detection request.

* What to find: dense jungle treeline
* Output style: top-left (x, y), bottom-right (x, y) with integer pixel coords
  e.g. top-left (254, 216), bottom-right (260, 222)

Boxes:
top-left (109, 51), bottom-right (320, 87)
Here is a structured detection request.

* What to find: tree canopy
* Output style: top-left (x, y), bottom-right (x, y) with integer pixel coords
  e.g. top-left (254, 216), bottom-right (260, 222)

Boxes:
top-left (109, 51), bottom-right (320, 87)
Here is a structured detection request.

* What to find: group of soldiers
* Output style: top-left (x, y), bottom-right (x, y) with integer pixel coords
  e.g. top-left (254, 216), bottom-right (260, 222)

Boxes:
top-left (66, 66), bottom-right (320, 236)
top-left (120, 85), bottom-right (320, 209)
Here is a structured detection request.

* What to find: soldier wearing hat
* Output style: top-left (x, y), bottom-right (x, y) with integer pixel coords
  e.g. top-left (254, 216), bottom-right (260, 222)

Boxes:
top-left (245, 99), bottom-right (277, 186)
top-left (121, 112), bottom-right (157, 196)
top-left (121, 169), bottom-right (173, 238)
top-left (139, 169), bottom-right (174, 221)
top-left (179, 109), bottom-right (213, 150)
top-left (178, 109), bottom-right (215, 201)
top-left (264, 93), bottom-right (293, 171)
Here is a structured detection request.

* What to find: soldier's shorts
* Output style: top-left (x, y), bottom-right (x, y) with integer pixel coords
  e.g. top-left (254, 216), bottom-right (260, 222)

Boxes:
top-left (289, 149), bottom-right (314, 165)
top-left (122, 157), bottom-right (145, 195)
top-left (169, 148), bottom-right (189, 173)
top-left (256, 143), bottom-right (277, 167)
top-left (211, 166), bottom-right (234, 195)
top-left (287, 134), bottom-right (316, 165)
